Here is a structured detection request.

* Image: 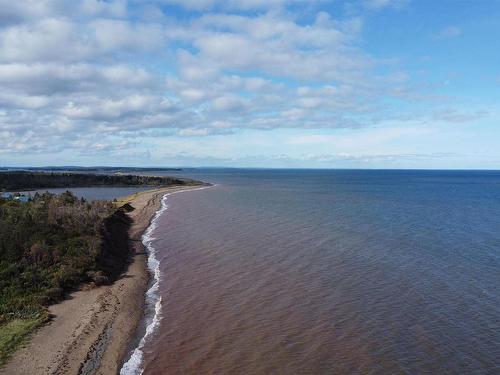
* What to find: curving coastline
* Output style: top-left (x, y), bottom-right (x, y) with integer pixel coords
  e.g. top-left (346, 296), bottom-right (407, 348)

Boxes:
top-left (119, 191), bottom-right (169, 375)
top-left (120, 185), bottom-right (213, 375)
top-left (0, 185), bottom-right (204, 375)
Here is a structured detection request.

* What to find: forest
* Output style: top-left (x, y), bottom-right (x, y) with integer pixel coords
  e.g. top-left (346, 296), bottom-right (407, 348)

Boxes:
top-left (0, 191), bottom-right (131, 363)
top-left (0, 171), bottom-right (192, 191)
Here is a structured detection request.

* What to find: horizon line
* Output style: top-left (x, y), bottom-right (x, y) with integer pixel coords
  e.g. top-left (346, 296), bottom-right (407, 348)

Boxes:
top-left (2, 166), bottom-right (500, 172)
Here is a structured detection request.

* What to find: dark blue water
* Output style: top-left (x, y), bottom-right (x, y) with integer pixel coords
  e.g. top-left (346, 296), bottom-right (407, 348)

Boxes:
top-left (141, 170), bottom-right (500, 374)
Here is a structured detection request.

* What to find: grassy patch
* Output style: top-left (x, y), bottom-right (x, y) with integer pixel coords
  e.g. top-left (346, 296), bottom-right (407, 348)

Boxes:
top-left (0, 314), bottom-right (48, 366)
top-left (113, 188), bottom-right (159, 207)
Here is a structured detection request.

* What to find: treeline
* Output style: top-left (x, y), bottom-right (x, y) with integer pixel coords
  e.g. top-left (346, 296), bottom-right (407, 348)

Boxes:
top-left (0, 192), bottom-right (132, 362)
top-left (0, 166), bottom-right (181, 172)
top-left (0, 172), bottom-right (194, 191)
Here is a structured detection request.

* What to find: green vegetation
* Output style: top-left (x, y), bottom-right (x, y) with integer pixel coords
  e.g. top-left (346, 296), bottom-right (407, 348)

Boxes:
top-left (0, 317), bottom-right (46, 364)
top-left (0, 171), bottom-right (195, 191)
top-left (0, 171), bottom-right (203, 363)
top-left (0, 167), bottom-right (181, 173)
top-left (0, 191), bottom-right (131, 365)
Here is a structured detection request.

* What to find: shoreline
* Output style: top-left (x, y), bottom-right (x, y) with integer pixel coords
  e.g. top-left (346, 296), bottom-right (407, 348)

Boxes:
top-left (0, 185), bottom-right (204, 375)
top-left (121, 185), bottom-right (214, 374)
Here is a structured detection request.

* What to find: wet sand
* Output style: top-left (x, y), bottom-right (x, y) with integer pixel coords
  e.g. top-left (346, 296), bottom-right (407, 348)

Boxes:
top-left (0, 186), bottom-right (197, 375)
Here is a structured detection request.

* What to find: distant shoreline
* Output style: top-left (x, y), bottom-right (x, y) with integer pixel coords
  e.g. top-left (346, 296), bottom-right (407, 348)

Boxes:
top-left (0, 167), bottom-right (183, 173)
top-left (0, 185), bottom-right (206, 374)
top-left (0, 171), bottom-right (196, 191)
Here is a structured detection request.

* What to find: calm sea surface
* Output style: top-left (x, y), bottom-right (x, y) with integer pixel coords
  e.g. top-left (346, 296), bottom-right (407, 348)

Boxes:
top-left (23, 186), bottom-right (155, 201)
top-left (136, 170), bottom-right (500, 374)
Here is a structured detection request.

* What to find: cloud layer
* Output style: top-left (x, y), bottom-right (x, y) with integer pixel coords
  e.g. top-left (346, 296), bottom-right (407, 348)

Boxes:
top-left (0, 0), bottom-right (494, 167)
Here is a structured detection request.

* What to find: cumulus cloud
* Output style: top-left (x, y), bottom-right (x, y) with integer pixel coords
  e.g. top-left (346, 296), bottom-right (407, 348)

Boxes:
top-left (0, 63), bottom-right (154, 96)
top-left (179, 12), bottom-right (368, 82)
top-left (0, 0), bottom-right (475, 159)
top-left (60, 95), bottom-right (174, 121)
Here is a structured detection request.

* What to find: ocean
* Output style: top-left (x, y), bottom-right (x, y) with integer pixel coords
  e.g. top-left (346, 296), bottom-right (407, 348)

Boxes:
top-left (123, 169), bottom-right (500, 374)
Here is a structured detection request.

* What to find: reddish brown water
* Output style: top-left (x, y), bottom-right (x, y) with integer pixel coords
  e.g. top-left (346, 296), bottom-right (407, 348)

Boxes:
top-left (127, 170), bottom-right (500, 375)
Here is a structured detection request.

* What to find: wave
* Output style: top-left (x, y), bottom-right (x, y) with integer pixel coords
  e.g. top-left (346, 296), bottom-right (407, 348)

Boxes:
top-left (120, 186), bottom-right (213, 375)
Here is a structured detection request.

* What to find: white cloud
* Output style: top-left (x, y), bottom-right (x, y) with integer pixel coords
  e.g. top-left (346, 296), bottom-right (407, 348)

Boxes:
top-left (212, 96), bottom-right (246, 112)
top-left (0, 0), bottom-right (483, 161)
top-left (60, 95), bottom-right (173, 121)
top-left (81, 0), bottom-right (128, 18)
top-left (178, 128), bottom-right (209, 136)
top-left (0, 18), bottom-right (82, 62)
top-left (159, 0), bottom-right (315, 11)
top-left (0, 93), bottom-right (50, 109)
top-left (0, 0), bottom-right (59, 26)
top-left (0, 16), bottom-right (166, 63)
top-left (89, 19), bottom-right (165, 52)
top-left (179, 88), bottom-right (207, 102)
top-left (181, 12), bottom-right (368, 82)
top-left (0, 63), bottom-right (155, 96)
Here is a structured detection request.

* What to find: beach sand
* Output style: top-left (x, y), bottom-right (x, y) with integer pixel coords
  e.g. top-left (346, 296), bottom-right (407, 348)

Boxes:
top-left (0, 185), bottom-right (195, 375)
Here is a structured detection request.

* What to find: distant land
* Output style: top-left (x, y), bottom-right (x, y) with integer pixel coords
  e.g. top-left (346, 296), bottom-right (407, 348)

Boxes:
top-left (0, 171), bottom-right (198, 191)
top-left (0, 166), bottom-right (182, 173)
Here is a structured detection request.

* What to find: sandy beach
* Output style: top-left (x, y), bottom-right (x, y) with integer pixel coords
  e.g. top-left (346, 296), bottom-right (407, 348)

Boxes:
top-left (0, 185), bottom-right (197, 375)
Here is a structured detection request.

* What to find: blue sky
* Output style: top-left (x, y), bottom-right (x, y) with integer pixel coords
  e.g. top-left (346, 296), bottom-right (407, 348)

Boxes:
top-left (0, 0), bottom-right (499, 168)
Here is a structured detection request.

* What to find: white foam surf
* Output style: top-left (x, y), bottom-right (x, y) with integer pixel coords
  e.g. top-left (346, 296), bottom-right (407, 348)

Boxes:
top-left (120, 185), bottom-right (213, 375)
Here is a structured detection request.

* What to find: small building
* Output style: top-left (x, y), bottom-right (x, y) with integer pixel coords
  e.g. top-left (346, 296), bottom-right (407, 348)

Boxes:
top-left (1, 192), bottom-right (13, 200)
top-left (14, 195), bottom-right (30, 203)
top-left (1, 192), bottom-right (31, 202)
